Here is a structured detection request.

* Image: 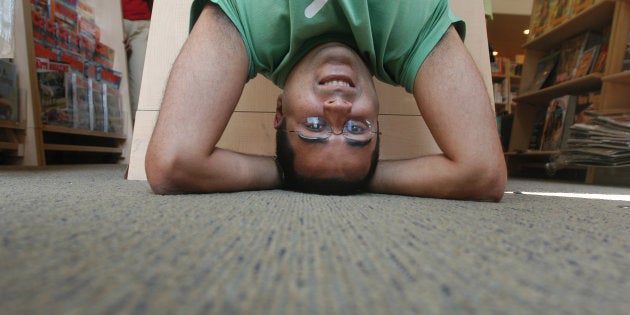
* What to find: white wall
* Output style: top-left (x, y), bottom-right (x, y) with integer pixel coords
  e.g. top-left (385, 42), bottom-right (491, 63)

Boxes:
top-left (491, 0), bottom-right (533, 15)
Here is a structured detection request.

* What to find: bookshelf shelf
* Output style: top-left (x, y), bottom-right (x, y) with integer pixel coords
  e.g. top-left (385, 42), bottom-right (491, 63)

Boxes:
top-left (602, 70), bottom-right (630, 85)
top-left (524, 1), bottom-right (615, 51)
top-left (515, 73), bottom-right (603, 105)
top-left (0, 120), bottom-right (26, 130)
top-left (505, 150), bottom-right (559, 156)
top-left (43, 143), bottom-right (123, 154)
top-left (507, 0), bottom-right (630, 185)
top-left (0, 141), bottom-right (19, 151)
top-left (42, 125), bottom-right (126, 140)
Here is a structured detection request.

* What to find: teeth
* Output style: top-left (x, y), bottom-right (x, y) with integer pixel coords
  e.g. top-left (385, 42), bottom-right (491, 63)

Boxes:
top-left (323, 80), bottom-right (351, 87)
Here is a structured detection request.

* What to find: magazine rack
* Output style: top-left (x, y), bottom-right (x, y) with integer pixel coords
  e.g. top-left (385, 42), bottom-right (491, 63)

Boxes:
top-left (508, 0), bottom-right (630, 185)
top-left (1, 0), bottom-right (132, 166)
top-left (127, 0), bottom-right (495, 180)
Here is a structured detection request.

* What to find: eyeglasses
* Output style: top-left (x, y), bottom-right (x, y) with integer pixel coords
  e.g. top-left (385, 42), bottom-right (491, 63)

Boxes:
top-left (285, 117), bottom-right (379, 143)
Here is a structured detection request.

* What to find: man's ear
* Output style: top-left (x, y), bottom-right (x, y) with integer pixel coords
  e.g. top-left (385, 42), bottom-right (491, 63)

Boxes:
top-left (274, 94), bottom-right (283, 129)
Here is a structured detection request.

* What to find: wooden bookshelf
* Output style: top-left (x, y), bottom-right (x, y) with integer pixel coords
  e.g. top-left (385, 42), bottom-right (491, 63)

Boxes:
top-left (492, 58), bottom-right (522, 114)
top-left (507, 0), bottom-right (630, 185)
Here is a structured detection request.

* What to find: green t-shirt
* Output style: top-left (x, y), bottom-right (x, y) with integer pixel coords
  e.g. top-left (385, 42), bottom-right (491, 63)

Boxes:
top-left (191, 0), bottom-right (464, 93)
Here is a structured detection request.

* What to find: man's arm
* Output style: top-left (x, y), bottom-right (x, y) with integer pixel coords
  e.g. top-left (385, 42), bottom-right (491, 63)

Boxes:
top-left (145, 4), bottom-right (281, 194)
top-left (368, 26), bottom-right (507, 201)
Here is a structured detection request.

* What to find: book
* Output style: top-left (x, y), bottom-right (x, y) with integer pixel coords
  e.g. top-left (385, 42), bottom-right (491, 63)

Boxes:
top-left (38, 69), bottom-right (70, 127)
top-left (591, 25), bottom-right (612, 74)
top-left (573, 92), bottom-right (600, 125)
top-left (540, 95), bottom-right (575, 151)
top-left (623, 32), bottom-right (630, 71)
top-left (529, 0), bottom-right (551, 39)
top-left (103, 83), bottom-right (122, 133)
top-left (575, 46), bottom-right (599, 78)
top-left (491, 56), bottom-right (505, 76)
top-left (51, 0), bottom-right (78, 31)
top-left (527, 51), bottom-right (559, 92)
top-left (0, 59), bottom-right (18, 122)
top-left (551, 0), bottom-right (572, 26)
top-left (77, 0), bottom-right (94, 23)
top-left (88, 78), bottom-right (104, 131)
top-left (555, 33), bottom-right (588, 83)
top-left (492, 79), bottom-right (508, 104)
top-left (571, 0), bottom-right (594, 16)
top-left (1, 0), bottom-right (16, 58)
top-left (591, 42), bottom-right (608, 74)
top-left (528, 108), bottom-right (548, 150)
top-left (63, 71), bottom-right (93, 129)
top-left (574, 45), bottom-right (600, 78)
top-left (558, 31), bottom-right (603, 82)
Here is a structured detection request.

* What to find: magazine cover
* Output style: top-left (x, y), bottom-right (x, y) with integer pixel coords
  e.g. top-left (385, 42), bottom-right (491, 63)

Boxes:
top-left (529, 0), bottom-right (551, 39)
top-left (529, 108), bottom-right (548, 150)
top-left (591, 43), bottom-right (608, 74)
top-left (540, 95), bottom-right (573, 151)
top-left (77, 0), bottom-right (94, 22)
top-left (551, 0), bottom-right (572, 26)
top-left (1, 0), bottom-right (15, 58)
top-left (573, 92), bottom-right (600, 125)
top-left (88, 78), bottom-right (104, 131)
top-left (574, 45), bottom-right (600, 78)
top-left (555, 33), bottom-right (588, 83)
top-left (103, 83), bottom-right (123, 134)
top-left (0, 59), bottom-right (18, 122)
top-left (51, 0), bottom-right (78, 30)
top-left (68, 72), bottom-right (90, 129)
top-left (572, 0), bottom-right (594, 15)
top-left (527, 52), bottom-right (560, 92)
top-left (38, 64), bottom-right (71, 127)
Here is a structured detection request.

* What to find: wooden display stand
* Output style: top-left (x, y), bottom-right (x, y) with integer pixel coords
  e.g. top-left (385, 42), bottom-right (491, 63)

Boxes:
top-left (0, 0), bottom-right (133, 166)
top-left (508, 0), bottom-right (630, 185)
top-left (128, 0), bottom-right (494, 180)
top-left (492, 58), bottom-right (522, 114)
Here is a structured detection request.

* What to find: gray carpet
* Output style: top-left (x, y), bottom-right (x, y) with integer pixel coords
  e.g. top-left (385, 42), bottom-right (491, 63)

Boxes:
top-left (1, 164), bottom-right (629, 315)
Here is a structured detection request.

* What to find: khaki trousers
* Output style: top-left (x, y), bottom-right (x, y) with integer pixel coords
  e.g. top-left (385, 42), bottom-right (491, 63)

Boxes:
top-left (123, 19), bottom-right (150, 119)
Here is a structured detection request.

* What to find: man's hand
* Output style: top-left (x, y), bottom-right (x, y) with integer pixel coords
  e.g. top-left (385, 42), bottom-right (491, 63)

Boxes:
top-left (368, 27), bottom-right (507, 201)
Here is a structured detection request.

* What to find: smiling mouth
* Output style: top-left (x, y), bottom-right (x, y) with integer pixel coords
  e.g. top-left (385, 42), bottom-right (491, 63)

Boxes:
top-left (322, 80), bottom-right (352, 87)
top-left (319, 76), bottom-right (355, 88)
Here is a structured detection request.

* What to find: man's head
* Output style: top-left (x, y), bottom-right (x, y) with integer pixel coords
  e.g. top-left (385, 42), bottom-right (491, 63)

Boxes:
top-left (274, 42), bottom-right (380, 195)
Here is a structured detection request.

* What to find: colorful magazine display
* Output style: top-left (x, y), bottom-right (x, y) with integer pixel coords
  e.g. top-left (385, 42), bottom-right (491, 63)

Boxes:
top-left (0, 59), bottom-right (18, 122)
top-left (30, 0), bottom-right (122, 132)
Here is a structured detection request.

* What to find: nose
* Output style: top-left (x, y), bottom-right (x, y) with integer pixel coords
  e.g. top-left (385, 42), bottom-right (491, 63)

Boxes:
top-left (323, 97), bottom-right (352, 113)
top-left (323, 98), bottom-right (352, 130)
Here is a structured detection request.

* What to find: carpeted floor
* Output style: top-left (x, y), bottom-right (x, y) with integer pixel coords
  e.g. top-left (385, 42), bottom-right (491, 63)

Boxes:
top-left (1, 164), bottom-right (629, 314)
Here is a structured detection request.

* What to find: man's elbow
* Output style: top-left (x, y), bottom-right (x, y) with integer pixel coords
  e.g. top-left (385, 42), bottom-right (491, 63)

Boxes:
top-left (468, 161), bottom-right (507, 202)
top-left (145, 150), bottom-right (185, 195)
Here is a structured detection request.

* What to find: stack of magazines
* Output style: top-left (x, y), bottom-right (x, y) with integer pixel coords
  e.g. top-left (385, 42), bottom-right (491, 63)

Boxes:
top-left (549, 110), bottom-right (630, 170)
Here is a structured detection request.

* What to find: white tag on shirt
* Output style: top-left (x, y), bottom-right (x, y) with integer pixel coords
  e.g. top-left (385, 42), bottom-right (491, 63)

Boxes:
top-left (305, 0), bottom-right (329, 18)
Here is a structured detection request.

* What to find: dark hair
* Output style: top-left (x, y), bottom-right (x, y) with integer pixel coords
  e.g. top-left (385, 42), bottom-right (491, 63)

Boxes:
top-left (275, 120), bottom-right (379, 195)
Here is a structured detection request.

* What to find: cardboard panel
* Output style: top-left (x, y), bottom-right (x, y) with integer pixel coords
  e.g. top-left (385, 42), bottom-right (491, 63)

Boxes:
top-left (378, 115), bottom-right (441, 160)
top-left (127, 110), bottom-right (158, 180)
top-left (137, 0), bottom-right (194, 111)
top-left (217, 112), bottom-right (276, 155)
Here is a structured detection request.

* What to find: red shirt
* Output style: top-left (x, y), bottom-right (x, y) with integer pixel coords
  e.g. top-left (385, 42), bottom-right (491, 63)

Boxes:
top-left (122, 0), bottom-right (151, 20)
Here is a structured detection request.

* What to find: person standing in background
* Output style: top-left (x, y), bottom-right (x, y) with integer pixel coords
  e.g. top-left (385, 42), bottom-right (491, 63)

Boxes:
top-left (122, 0), bottom-right (152, 124)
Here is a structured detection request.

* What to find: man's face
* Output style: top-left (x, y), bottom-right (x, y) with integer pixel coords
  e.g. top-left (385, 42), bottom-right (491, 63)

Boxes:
top-left (275, 42), bottom-right (380, 185)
